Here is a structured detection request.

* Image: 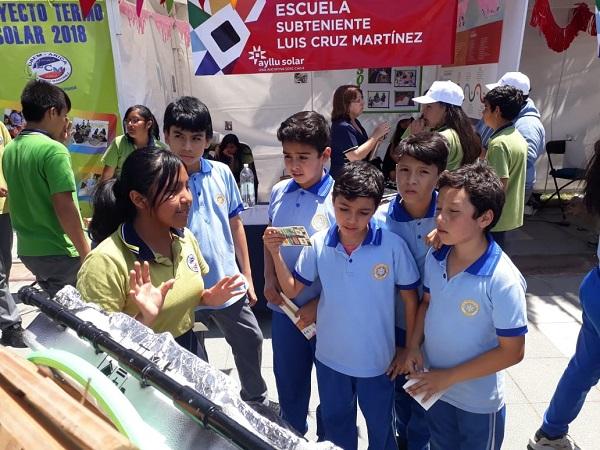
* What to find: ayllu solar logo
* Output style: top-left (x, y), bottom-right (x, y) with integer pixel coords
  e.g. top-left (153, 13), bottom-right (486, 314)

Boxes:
top-left (26, 52), bottom-right (72, 84)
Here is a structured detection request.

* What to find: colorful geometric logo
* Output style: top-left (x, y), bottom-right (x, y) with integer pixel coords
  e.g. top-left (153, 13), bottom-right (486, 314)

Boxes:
top-left (188, 0), bottom-right (266, 75)
top-left (26, 52), bottom-right (72, 84)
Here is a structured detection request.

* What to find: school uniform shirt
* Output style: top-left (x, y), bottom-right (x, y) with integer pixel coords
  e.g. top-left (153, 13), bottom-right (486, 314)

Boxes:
top-left (294, 222), bottom-right (420, 378)
top-left (101, 135), bottom-right (166, 176)
top-left (77, 223), bottom-right (209, 338)
top-left (375, 192), bottom-right (436, 329)
top-left (2, 130), bottom-right (80, 257)
top-left (268, 172), bottom-right (335, 313)
top-left (187, 158), bottom-right (245, 310)
top-left (422, 238), bottom-right (528, 413)
top-left (438, 127), bottom-right (463, 171)
top-left (486, 124), bottom-right (527, 232)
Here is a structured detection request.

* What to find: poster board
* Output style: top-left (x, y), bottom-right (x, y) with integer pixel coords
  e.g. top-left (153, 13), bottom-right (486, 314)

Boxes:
top-left (357, 66), bottom-right (423, 114)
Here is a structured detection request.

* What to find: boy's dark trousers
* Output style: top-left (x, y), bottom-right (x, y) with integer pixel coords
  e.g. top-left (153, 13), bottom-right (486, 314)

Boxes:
top-left (0, 214), bottom-right (20, 330)
top-left (195, 296), bottom-right (268, 403)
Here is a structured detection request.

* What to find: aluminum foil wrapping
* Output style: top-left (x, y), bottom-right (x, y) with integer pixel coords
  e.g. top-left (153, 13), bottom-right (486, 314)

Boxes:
top-left (53, 286), bottom-right (338, 450)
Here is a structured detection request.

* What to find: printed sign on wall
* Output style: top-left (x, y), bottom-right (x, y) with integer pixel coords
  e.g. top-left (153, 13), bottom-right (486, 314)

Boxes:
top-left (188, 0), bottom-right (458, 75)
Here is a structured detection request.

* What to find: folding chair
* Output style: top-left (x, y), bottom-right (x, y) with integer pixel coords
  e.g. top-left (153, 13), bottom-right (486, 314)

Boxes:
top-left (542, 140), bottom-right (586, 221)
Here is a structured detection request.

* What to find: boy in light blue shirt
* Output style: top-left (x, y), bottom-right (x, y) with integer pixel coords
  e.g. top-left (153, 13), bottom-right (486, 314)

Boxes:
top-left (265, 161), bottom-right (420, 450)
top-left (264, 111), bottom-right (335, 435)
top-left (164, 97), bottom-right (268, 404)
top-left (405, 161), bottom-right (528, 450)
top-left (375, 131), bottom-right (449, 450)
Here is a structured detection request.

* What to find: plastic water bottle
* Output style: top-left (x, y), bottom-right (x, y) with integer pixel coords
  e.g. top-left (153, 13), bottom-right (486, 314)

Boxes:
top-left (240, 163), bottom-right (255, 208)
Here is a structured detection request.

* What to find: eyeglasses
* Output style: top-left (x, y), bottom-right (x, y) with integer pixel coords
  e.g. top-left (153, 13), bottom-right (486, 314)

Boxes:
top-left (351, 98), bottom-right (364, 103)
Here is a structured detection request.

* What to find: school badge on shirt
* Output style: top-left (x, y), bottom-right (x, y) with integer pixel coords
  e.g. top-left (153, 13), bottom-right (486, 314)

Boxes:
top-left (372, 263), bottom-right (389, 280)
top-left (187, 254), bottom-right (200, 272)
top-left (460, 300), bottom-right (480, 317)
top-left (311, 213), bottom-right (329, 231)
top-left (215, 193), bottom-right (226, 206)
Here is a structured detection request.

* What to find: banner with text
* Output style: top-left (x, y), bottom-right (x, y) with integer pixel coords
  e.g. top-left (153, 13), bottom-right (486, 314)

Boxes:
top-left (0, 0), bottom-right (119, 216)
top-left (188, 0), bottom-right (458, 75)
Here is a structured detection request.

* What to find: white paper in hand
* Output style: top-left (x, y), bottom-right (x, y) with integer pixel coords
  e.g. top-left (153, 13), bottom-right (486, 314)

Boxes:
top-left (279, 294), bottom-right (316, 340)
top-left (403, 369), bottom-right (448, 411)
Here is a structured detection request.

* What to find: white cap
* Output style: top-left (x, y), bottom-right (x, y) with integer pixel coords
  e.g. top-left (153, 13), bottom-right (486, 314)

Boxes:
top-left (486, 72), bottom-right (530, 95)
top-left (412, 80), bottom-right (464, 106)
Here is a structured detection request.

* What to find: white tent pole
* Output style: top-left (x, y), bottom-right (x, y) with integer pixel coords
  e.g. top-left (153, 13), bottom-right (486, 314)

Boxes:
top-left (105, 0), bottom-right (128, 121)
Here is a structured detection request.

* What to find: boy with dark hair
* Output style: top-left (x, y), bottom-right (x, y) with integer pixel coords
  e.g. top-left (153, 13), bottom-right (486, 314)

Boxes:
top-left (482, 85), bottom-right (528, 248)
top-left (375, 131), bottom-right (448, 450)
top-left (477, 72), bottom-right (546, 209)
top-left (264, 110), bottom-right (334, 435)
top-left (264, 161), bottom-right (420, 450)
top-left (405, 160), bottom-right (527, 450)
top-left (163, 96), bottom-right (269, 405)
top-left (3, 80), bottom-right (89, 298)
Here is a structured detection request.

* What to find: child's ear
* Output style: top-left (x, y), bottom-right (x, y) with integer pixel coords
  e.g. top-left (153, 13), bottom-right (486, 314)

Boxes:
top-left (163, 129), bottom-right (170, 145)
top-left (205, 136), bottom-right (212, 150)
top-left (322, 146), bottom-right (331, 160)
top-left (129, 190), bottom-right (149, 210)
top-left (478, 209), bottom-right (494, 230)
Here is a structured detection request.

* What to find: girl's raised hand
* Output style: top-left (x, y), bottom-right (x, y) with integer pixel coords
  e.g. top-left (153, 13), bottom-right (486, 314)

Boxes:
top-left (129, 261), bottom-right (175, 327)
top-left (202, 273), bottom-right (246, 307)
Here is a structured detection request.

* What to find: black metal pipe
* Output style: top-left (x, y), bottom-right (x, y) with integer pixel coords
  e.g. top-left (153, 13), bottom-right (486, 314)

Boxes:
top-left (18, 286), bottom-right (275, 450)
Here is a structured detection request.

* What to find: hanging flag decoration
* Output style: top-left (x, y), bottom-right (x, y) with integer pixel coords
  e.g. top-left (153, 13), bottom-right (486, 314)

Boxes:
top-left (79, 0), bottom-right (98, 18)
top-left (530, 0), bottom-right (597, 53)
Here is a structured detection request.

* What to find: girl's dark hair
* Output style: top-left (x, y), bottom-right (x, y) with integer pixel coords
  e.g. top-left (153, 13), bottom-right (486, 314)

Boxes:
top-left (584, 140), bottom-right (600, 216)
top-left (333, 160), bottom-right (385, 207)
top-left (393, 131), bottom-right (449, 173)
top-left (219, 133), bottom-right (240, 150)
top-left (88, 147), bottom-right (185, 243)
top-left (331, 85), bottom-right (362, 121)
top-left (438, 159), bottom-right (505, 232)
top-left (123, 105), bottom-right (160, 143)
top-left (443, 103), bottom-right (482, 166)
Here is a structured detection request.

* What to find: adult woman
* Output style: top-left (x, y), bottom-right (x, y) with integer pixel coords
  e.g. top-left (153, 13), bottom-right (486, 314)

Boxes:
top-left (100, 105), bottom-right (166, 180)
top-left (411, 81), bottom-right (481, 170)
top-left (79, 147), bottom-right (243, 353)
top-left (215, 133), bottom-right (258, 199)
top-left (330, 85), bottom-right (390, 178)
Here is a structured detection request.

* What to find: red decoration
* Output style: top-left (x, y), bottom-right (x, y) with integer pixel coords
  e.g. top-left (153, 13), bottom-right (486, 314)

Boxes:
top-left (530, 0), bottom-right (597, 52)
top-left (79, 0), bottom-right (97, 18)
top-left (136, 0), bottom-right (144, 17)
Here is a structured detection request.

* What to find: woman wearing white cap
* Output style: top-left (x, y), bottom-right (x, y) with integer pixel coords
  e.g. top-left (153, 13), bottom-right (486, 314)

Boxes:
top-left (410, 81), bottom-right (481, 170)
top-left (330, 85), bottom-right (390, 178)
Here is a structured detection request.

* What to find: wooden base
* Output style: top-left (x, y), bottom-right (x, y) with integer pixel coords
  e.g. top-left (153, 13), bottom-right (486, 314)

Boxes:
top-left (0, 346), bottom-right (135, 450)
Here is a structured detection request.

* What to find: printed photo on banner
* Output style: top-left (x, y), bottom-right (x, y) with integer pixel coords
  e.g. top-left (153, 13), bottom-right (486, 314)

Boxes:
top-left (78, 172), bottom-right (101, 199)
top-left (367, 91), bottom-right (389, 108)
top-left (368, 68), bottom-right (392, 84)
top-left (360, 66), bottom-right (422, 113)
top-left (394, 91), bottom-right (415, 107)
top-left (70, 118), bottom-right (109, 148)
top-left (394, 69), bottom-right (417, 87)
top-left (3, 109), bottom-right (25, 138)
